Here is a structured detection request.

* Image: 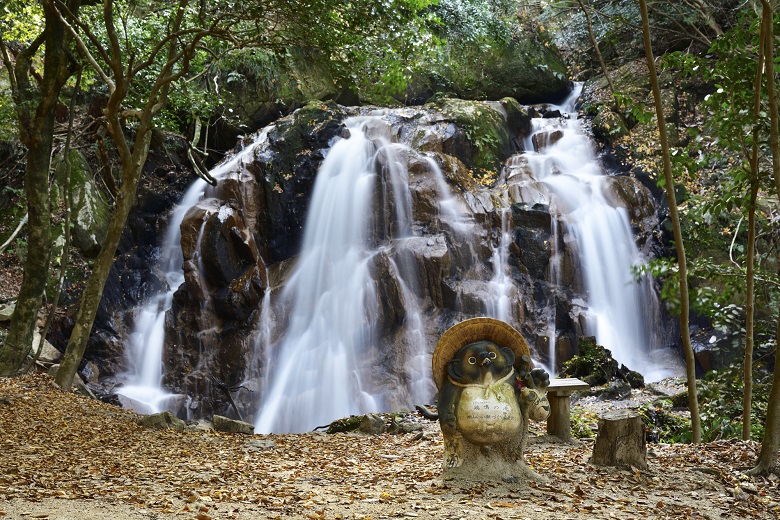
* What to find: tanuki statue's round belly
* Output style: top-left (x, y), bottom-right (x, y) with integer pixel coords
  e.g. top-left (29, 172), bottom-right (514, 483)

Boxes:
top-left (456, 384), bottom-right (522, 444)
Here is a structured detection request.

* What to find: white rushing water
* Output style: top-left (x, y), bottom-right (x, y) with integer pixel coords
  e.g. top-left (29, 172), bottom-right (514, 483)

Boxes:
top-left (116, 134), bottom-right (269, 413)
top-left (517, 86), bottom-right (681, 381)
top-left (255, 117), bottom-right (427, 433)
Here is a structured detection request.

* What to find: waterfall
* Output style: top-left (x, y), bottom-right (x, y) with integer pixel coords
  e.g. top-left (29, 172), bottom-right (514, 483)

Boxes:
top-left (519, 86), bottom-right (681, 381)
top-left (116, 132), bottom-right (269, 413)
top-left (254, 116), bottom-right (427, 433)
top-left (114, 93), bottom-right (683, 427)
top-left (486, 206), bottom-right (513, 323)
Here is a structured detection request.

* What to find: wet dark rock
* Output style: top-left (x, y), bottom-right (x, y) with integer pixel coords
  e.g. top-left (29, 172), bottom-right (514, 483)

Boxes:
top-left (248, 101), bottom-right (348, 263)
top-left (393, 235), bottom-right (451, 308)
top-left (618, 364), bottom-right (645, 389)
top-left (531, 130), bottom-right (564, 152)
top-left (561, 336), bottom-right (619, 386)
top-left (369, 251), bottom-right (407, 331)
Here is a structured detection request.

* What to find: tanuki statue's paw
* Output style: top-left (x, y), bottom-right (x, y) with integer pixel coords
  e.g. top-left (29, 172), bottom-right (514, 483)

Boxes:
top-left (521, 387), bottom-right (550, 422)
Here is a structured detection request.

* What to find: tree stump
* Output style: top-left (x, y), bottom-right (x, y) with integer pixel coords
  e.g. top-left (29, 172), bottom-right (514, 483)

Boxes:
top-left (590, 410), bottom-right (647, 469)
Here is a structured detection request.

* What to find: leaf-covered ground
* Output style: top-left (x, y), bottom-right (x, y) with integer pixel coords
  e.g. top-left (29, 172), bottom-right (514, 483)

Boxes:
top-left (0, 374), bottom-right (778, 519)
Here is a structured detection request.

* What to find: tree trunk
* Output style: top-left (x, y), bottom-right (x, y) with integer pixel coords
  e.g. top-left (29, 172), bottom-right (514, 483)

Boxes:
top-left (0, 135), bottom-right (53, 375)
top-left (742, 10), bottom-right (767, 441)
top-left (55, 135), bottom-right (151, 390)
top-left (751, 0), bottom-right (780, 474)
top-left (0, 1), bottom-right (77, 376)
top-left (577, 0), bottom-right (616, 97)
top-left (639, 0), bottom-right (701, 443)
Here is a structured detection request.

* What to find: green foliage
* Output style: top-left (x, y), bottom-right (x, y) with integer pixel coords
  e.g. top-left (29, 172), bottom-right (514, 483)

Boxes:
top-left (642, 361), bottom-right (774, 443)
top-left (429, 0), bottom-right (516, 44)
top-left (633, 10), bottom-right (780, 341)
top-left (68, 0), bottom-right (436, 133)
top-left (569, 408), bottom-right (597, 439)
top-left (0, 1), bottom-right (43, 42)
top-left (638, 399), bottom-right (691, 443)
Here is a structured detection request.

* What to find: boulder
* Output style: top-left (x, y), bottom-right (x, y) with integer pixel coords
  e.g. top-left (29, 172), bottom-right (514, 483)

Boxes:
top-left (53, 150), bottom-right (111, 258)
top-left (137, 412), bottom-right (186, 431)
top-left (179, 198), bottom-right (268, 321)
top-left (561, 336), bottom-right (618, 386)
top-left (29, 330), bottom-right (61, 364)
top-left (0, 301), bottom-right (15, 321)
top-left (359, 413), bottom-right (387, 435)
top-left (394, 235), bottom-right (451, 308)
top-left (427, 98), bottom-right (518, 173)
top-left (213, 414), bottom-right (255, 435)
top-left (532, 130), bottom-right (564, 152)
top-left (416, 37), bottom-right (570, 105)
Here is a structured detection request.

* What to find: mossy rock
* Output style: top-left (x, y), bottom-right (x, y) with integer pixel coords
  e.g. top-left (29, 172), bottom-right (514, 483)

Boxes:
top-left (325, 415), bottom-right (362, 434)
top-left (592, 108), bottom-right (628, 142)
top-left (421, 38), bottom-right (570, 104)
top-left (561, 336), bottom-right (618, 386)
top-left (429, 98), bottom-right (514, 175)
top-left (52, 150), bottom-right (111, 258)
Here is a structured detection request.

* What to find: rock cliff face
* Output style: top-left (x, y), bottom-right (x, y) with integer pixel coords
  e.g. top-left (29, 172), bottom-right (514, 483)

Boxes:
top-left (150, 97), bottom-right (667, 421)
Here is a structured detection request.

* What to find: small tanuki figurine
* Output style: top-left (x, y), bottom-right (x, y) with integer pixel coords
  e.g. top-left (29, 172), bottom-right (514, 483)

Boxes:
top-left (432, 317), bottom-right (550, 481)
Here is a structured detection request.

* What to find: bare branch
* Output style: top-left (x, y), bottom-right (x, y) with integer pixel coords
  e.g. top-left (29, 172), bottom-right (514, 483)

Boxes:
top-left (50, 0), bottom-right (115, 92)
top-left (0, 39), bottom-right (19, 95)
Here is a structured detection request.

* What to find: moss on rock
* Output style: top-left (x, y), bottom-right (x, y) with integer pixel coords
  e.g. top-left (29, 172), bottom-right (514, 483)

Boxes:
top-left (561, 336), bottom-right (618, 386)
top-left (53, 150), bottom-right (111, 258)
top-left (429, 98), bottom-right (514, 176)
top-left (421, 38), bottom-right (570, 105)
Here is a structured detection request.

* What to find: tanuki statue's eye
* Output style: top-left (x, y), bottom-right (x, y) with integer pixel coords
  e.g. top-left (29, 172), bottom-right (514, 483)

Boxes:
top-left (488, 351), bottom-right (497, 359)
top-left (468, 357), bottom-right (477, 365)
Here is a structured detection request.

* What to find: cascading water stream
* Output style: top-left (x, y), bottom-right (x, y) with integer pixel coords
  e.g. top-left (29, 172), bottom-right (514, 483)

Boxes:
top-left (116, 133), bottom-right (269, 413)
top-left (486, 206), bottom-right (513, 324)
top-left (521, 86), bottom-right (680, 381)
top-left (254, 116), bottom-right (426, 433)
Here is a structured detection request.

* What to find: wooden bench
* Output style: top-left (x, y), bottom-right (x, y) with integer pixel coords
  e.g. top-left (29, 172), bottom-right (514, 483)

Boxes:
top-left (546, 378), bottom-right (590, 441)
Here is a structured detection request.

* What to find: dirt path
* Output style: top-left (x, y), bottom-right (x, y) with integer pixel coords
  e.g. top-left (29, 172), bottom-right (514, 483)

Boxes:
top-left (1, 374), bottom-right (778, 519)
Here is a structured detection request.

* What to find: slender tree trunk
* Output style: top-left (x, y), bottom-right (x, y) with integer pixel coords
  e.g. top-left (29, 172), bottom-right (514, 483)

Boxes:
top-left (577, 0), bottom-right (617, 97)
top-left (752, 0), bottom-right (780, 474)
top-left (0, 1), bottom-right (77, 375)
top-left (639, 0), bottom-right (702, 443)
top-left (742, 13), bottom-right (766, 441)
top-left (25, 70), bottom-right (82, 373)
top-left (55, 133), bottom-right (152, 390)
top-left (53, 0), bottom-right (187, 391)
top-left (743, 177), bottom-right (759, 440)
top-left (0, 132), bottom-right (54, 375)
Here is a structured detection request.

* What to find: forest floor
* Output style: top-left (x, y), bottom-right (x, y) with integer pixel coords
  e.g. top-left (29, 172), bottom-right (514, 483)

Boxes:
top-left (1, 374), bottom-right (779, 520)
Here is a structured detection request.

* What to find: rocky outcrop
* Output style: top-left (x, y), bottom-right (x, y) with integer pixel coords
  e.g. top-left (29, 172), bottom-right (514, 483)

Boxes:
top-left (97, 91), bottom-right (669, 421)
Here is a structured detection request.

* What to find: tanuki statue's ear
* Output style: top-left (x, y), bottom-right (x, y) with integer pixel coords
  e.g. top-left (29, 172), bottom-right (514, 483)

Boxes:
top-left (447, 358), bottom-right (463, 381)
top-left (501, 346), bottom-right (515, 366)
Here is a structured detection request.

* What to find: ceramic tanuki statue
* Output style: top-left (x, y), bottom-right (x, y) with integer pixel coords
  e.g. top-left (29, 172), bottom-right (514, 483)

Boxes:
top-left (432, 317), bottom-right (550, 481)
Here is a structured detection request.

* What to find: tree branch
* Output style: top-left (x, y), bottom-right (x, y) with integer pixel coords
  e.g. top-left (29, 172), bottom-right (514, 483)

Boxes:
top-left (50, 0), bottom-right (115, 92)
